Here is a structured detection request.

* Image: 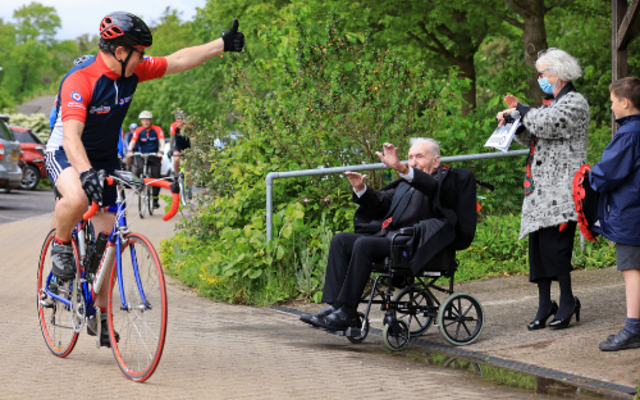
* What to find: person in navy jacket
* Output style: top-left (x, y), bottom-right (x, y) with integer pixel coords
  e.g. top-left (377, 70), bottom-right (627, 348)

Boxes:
top-left (127, 110), bottom-right (164, 209)
top-left (590, 76), bottom-right (640, 351)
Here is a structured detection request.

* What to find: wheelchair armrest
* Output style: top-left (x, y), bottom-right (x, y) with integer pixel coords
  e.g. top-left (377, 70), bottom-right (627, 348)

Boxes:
top-left (398, 227), bottom-right (414, 236)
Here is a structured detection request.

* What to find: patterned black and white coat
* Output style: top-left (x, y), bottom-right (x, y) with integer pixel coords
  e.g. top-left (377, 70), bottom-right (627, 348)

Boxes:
top-left (514, 83), bottom-right (590, 239)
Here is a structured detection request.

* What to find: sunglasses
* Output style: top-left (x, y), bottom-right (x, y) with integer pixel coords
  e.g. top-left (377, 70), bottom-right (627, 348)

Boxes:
top-left (537, 68), bottom-right (551, 78)
top-left (134, 48), bottom-right (146, 58)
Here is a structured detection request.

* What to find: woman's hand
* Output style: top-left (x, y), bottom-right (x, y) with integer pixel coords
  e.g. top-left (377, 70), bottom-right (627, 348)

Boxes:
top-left (496, 108), bottom-right (515, 127)
top-left (504, 95), bottom-right (519, 109)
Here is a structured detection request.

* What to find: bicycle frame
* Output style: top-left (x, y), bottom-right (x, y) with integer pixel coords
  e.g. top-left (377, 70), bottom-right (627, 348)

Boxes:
top-left (43, 184), bottom-right (150, 320)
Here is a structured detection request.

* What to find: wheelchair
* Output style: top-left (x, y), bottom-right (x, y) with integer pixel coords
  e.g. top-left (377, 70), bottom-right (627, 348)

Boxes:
top-left (310, 227), bottom-right (485, 351)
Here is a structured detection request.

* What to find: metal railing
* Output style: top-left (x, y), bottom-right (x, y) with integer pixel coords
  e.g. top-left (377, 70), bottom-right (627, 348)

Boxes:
top-left (265, 149), bottom-right (529, 241)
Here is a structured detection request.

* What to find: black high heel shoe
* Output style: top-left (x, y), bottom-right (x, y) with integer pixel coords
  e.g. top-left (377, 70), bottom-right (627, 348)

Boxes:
top-left (527, 301), bottom-right (558, 331)
top-left (549, 297), bottom-right (581, 330)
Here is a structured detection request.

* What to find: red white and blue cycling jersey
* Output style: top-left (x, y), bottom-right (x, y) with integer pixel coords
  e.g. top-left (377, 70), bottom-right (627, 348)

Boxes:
top-left (46, 52), bottom-right (167, 161)
top-left (132, 125), bottom-right (164, 153)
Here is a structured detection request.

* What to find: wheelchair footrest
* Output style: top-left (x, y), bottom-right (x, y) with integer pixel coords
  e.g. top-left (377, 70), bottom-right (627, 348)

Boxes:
top-left (308, 324), bottom-right (361, 337)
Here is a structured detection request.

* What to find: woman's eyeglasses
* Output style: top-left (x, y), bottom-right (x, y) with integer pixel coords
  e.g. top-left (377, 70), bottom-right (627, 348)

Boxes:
top-left (538, 68), bottom-right (551, 78)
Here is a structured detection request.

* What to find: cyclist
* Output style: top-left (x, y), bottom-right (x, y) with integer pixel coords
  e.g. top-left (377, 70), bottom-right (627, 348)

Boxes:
top-left (44, 11), bottom-right (244, 345)
top-left (124, 122), bottom-right (138, 170)
top-left (127, 110), bottom-right (164, 209)
top-left (170, 110), bottom-right (192, 197)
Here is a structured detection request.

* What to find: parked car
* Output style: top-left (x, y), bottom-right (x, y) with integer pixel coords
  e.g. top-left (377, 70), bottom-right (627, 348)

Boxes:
top-left (9, 126), bottom-right (47, 190)
top-left (0, 115), bottom-right (23, 193)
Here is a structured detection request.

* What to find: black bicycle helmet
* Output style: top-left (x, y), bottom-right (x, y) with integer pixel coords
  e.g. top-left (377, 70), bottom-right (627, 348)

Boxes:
top-left (99, 12), bottom-right (152, 48)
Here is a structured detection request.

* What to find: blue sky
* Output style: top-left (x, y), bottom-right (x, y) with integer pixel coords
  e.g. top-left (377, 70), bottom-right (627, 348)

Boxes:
top-left (1, 0), bottom-right (206, 41)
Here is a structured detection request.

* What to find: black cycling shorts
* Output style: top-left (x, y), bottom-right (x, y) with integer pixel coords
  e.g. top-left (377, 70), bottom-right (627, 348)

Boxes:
top-left (45, 148), bottom-right (119, 207)
top-left (174, 135), bottom-right (191, 153)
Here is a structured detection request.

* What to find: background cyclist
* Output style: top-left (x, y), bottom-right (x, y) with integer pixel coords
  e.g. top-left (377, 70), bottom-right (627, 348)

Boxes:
top-left (170, 110), bottom-right (192, 197)
top-left (124, 122), bottom-right (138, 170)
top-left (127, 110), bottom-right (164, 209)
top-left (44, 11), bottom-right (244, 344)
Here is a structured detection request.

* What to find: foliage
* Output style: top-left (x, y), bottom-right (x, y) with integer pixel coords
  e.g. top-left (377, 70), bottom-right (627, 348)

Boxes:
top-left (5, 112), bottom-right (49, 141)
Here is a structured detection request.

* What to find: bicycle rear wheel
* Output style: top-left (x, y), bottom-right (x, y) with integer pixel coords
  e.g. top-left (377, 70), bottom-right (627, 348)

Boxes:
top-left (37, 229), bottom-right (80, 357)
top-left (107, 233), bottom-right (167, 382)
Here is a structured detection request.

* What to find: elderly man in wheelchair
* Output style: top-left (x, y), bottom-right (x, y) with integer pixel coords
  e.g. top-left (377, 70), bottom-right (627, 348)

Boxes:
top-left (300, 139), bottom-right (484, 349)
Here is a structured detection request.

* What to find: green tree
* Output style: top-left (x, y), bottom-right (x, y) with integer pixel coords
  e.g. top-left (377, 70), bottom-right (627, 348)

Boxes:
top-left (13, 1), bottom-right (61, 45)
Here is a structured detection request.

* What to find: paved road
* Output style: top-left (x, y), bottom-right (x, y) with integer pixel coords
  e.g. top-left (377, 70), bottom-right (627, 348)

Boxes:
top-left (0, 188), bottom-right (55, 225)
top-left (0, 206), bottom-right (573, 400)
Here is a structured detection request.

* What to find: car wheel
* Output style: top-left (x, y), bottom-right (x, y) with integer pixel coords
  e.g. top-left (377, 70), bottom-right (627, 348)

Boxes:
top-left (21, 165), bottom-right (40, 190)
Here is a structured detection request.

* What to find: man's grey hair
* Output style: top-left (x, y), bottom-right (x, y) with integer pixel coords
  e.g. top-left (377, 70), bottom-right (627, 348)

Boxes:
top-left (535, 47), bottom-right (582, 82)
top-left (411, 137), bottom-right (440, 157)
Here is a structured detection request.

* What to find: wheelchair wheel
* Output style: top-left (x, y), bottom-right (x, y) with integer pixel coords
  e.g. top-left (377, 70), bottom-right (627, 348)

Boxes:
top-left (347, 312), bottom-right (369, 344)
top-left (382, 320), bottom-right (410, 351)
top-left (437, 293), bottom-right (484, 346)
top-left (392, 284), bottom-right (435, 337)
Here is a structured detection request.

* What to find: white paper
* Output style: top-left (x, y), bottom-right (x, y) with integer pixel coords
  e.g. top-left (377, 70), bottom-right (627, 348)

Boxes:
top-left (484, 118), bottom-right (521, 152)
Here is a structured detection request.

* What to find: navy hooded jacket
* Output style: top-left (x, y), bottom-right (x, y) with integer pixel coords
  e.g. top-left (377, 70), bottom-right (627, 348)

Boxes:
top-left (589, 114), bottom-right (640, 245)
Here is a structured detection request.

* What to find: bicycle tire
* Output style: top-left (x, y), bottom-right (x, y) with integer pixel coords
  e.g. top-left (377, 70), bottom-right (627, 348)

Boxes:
top-left (107, 233), bottom-right (167, 382)
top-left (37, 229), bottom-right (80, 357)
top-left (138, 190), bottom-right (146, 219)
top-left (147, 186), bottom-right (154, 216)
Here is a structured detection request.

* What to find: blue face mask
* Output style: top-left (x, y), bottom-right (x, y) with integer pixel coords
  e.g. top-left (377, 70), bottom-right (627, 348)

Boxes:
top-left (538, 77), bottom-right (555, 95)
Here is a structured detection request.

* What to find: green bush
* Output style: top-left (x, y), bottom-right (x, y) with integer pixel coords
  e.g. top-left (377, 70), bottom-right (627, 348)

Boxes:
top-left (160, 2), bottom-right (618, 306)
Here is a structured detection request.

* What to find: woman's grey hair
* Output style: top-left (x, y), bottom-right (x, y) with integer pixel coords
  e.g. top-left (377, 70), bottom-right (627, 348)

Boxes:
top-left (411, 137), bottom-right (440, 157)
top-left (535, 47), bottom-right (582, 82)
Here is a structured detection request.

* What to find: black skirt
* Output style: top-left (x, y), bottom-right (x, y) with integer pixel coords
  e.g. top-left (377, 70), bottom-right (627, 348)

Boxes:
top-left (528, 222), bottom-right (576, 282)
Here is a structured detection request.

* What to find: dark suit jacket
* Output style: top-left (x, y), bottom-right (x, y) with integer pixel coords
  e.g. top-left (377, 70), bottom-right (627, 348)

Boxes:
top-left (352, 166), bottom-right (477, 274)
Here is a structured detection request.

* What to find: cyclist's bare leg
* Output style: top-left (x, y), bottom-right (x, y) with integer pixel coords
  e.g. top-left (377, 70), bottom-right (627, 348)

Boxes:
top-left (91, 212), bottom-right (116, 309)
top-left (172, 150), bottom-right (181, 173)
top-left (53, 167), bottom-right (88, 242)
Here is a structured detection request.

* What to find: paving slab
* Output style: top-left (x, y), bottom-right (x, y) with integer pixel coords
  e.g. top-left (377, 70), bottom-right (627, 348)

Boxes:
top-left (294, 263), bottom-right (640, 396)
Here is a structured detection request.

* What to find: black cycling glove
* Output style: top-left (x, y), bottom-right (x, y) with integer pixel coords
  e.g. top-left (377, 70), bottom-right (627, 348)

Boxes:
top-left (222, 19), bottom-right (245, 52)
top-left (79, 168), bottom-right (103, 206)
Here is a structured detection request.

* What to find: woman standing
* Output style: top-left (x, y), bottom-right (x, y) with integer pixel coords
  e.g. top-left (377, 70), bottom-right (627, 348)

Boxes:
top-left (497, 48), bottom-right (589, 330)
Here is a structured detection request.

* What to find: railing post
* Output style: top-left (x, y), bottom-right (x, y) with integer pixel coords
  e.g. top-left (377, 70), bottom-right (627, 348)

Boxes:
top-left (266, 172), bottom-right (277, 242)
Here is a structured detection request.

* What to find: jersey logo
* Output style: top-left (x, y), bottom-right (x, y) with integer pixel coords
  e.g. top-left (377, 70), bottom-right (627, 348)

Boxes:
top-left (89, 105), bottom-right (111, 114)
top-left (119, 95), bottom-right (133, 106)
top-left (71, 91), bottom-right (83, 102)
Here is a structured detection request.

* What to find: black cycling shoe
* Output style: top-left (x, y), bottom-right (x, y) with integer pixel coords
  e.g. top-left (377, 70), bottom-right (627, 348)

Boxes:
top-left (51, 243), bottom-right (75, 281)
top-left (87, 313), bottom-right (120, 348)
top-left (153, 200), bottom-right (160, 209)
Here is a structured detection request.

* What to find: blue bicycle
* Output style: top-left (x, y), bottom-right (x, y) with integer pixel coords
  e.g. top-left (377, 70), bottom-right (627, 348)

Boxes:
top-left (37, 170), bottom-right (185, 382)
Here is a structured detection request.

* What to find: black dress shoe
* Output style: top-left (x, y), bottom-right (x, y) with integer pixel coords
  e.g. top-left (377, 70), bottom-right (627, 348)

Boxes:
top-left (527, 301), bottom-right (558, 331)
top-left (300, 305), bottom-right (336, 324)
top-left (549, 297), bottom-right (581, 330)
top-left (599, 329), bottom-right (640, 351)
top-left (311, 309), bottom-right (358, 331)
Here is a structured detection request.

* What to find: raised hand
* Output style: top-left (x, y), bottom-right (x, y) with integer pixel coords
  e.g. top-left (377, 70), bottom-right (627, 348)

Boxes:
top-left (222, 19), bottom-right (245, 52)
top-left (375, 142), bottom-right (402, 171)
top-left (344, 171), bottom-right (367, 192)
top-left (504, 95), bottom-right (518, 109)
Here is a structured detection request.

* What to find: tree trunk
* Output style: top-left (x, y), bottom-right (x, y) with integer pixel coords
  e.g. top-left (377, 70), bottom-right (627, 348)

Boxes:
top-left (521, 11), bottom-right (547, 106)
top-left (503, 0), bottom-right (549, 106)
top-left (458, 59), bottom-right (477, 116)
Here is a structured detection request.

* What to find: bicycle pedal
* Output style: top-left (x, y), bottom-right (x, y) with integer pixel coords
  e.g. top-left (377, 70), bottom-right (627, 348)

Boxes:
top-left (39, 300), bottom-right (55, 308)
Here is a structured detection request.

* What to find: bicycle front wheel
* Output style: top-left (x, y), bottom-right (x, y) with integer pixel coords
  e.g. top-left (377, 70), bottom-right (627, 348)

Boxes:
top-left (147, 186), bottom-right (154, 216)
top-left (138, 190), bottom-right (146, 219)
top-left (37, 229), bottom-right (80, 357)
top-left (108, 233), bottom-right (167, 382)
